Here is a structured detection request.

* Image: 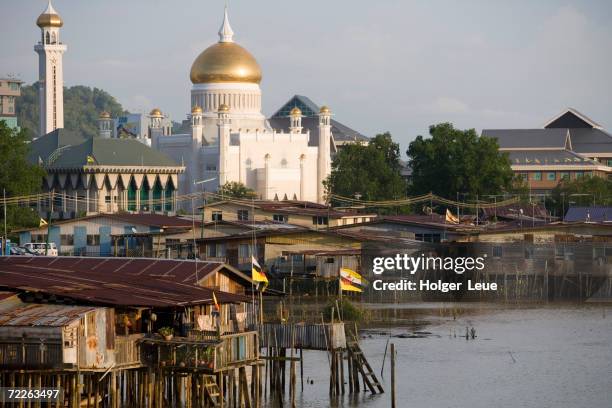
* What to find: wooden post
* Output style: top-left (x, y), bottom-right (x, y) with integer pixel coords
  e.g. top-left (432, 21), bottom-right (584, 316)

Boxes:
top-left (299, 347), bottom-right (304, 392)
top-left (340, 349), bottom-right (345, 395)
top-left (290, 357), bottom-right (296, 408)
top-left (218, 371), bottom-right (224, 408)
top-left (94, 374), bottom-right (100, 408)
top-left (391, 343), bottom-right (396, 408)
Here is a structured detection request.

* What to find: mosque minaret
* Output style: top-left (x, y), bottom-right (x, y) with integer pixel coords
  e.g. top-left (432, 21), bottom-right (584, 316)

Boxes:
top-left (34, 0), bottom-right (66, 136)
top-left (151, 7), bottom-right (333, 203)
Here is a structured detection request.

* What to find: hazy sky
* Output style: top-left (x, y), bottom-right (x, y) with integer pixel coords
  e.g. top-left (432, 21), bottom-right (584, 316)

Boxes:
top-left (2, 0), bottom-right (612, 154)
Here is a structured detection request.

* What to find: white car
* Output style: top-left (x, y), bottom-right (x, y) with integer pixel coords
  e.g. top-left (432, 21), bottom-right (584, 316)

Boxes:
top-left (22, 242), bottom-right (58, 256)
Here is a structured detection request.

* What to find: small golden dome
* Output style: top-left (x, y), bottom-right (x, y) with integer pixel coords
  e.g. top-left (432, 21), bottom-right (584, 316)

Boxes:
top-left (319, 106), bottom-right (331, 114)
top-left (218, 104), bottom-right (230, 112)
top-left (290, 107), bottom-right (302, 116)
top-left (99, 111), bottom-right (111, 119)
top-left (150, 108), bottom-right (163, 117)
top-left (190, 42), bottom-right (262, 84)
top-left (37, 2), bottom-right (63, 28)
top-left (191, 105), bottom-right (203, 114)
top-left (37, 13), bottom-right (63, 28)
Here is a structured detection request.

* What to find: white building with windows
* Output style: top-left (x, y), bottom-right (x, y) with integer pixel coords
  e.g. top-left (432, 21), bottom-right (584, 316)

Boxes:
top-left (151, 8), bottom-right (332, 204)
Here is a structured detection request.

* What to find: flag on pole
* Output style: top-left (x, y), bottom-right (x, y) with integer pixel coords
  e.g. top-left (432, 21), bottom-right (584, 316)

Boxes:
top-left (212, 291), bottom-right (220, 312)
top-left (251, 256), bottom-right (268, 284)
top-left (445, 209), bottom-right (459, 224)
top-left (39, 218), bottom-right (48, 228)
top-left (340, 267), bottom-right (365, 286)
top-left (340, 277), bottom-right (363, 292)
top-left (339, 267), bottom-right (364, 292)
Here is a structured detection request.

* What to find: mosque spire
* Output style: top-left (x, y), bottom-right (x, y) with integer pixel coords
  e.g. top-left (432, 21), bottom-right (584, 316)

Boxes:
top-left (44, 0), bottom-right (55, 15)
top-left (218, 6), bottom-right (234, 43)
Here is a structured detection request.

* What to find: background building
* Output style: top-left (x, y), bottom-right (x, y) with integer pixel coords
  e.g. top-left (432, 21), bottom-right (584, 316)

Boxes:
top-left (269, 95), bottom-right (369, 149)
top-left (28, 127), bottom-right (184, 218)
top-left (483, 108), bottom-right (612, 196)
top-left (0, 77), bottom-right (23, 130)
top-left (114, 112), bottom-right (173, 145)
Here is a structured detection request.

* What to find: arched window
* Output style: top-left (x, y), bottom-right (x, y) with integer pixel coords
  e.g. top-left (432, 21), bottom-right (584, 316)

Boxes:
top-left (51, 32), bottom-right (56, 44)
top-left (45, 32), bottom-right (50, 44)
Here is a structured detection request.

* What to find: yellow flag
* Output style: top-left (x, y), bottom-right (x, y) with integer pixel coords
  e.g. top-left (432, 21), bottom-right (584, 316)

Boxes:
top-left (86, 155), bottom-right (95, 164)
top-left (39, 218), bottom-right (48, 228)
top-left (445, 209), bottom-right (459, 224)
top-left (340, 267), bottom-right (365, 286)
top-left (340, 277), bottom-right (363, 293)
top-left (212, 291), bottom-right (220, 312)
top-left (251, 256), bottom-right (268, 284)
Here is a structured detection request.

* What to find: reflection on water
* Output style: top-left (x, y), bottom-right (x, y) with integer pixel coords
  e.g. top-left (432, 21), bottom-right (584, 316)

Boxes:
top-left (264, 303), bottom-right (612, 408)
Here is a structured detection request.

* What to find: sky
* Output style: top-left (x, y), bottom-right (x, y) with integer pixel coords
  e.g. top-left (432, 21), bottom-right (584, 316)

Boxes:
top-left (2, 0), bottom-right (612, 155)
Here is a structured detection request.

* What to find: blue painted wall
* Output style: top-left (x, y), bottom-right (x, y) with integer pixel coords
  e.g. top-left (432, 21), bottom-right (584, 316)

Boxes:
top-left (19, 231), bottom-right (31, 245)
top-left (99, 226), bottom-right (112, 256)
top-left (49, 226), bottom-right (60, 251)
top-left (74, 226), bottom-right (86, 256)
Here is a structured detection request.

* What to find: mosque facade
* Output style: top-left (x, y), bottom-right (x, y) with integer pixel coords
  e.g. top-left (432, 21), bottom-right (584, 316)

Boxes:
top-left (150, 9), bottom-right (333, 204)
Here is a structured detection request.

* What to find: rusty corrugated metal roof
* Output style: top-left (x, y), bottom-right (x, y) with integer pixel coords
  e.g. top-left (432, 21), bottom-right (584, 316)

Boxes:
top-left (0, 257), bottom-right (250, 308)
top-left (0, 291), bottom-right (17, 301)
top-left (0, 303), bottom-right (95, 327)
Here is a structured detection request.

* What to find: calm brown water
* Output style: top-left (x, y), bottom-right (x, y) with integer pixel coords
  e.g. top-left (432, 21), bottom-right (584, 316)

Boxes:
top-left (264, 303), bottom-right (612, 407)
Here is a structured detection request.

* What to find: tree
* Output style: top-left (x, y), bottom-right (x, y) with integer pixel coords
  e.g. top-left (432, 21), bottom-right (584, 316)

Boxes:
top-left (0, 121), bottom-right (46, 235)
top-left (547, 176), bottom-right (612, 218)
top-left (218, 181), bottom-right (257, 199)
top-left (407, 123), bottom-right (514, 199)
top-left (324, 132), bottom-right (406, 202)
top-left (16, 83), bottom-right (127, 139)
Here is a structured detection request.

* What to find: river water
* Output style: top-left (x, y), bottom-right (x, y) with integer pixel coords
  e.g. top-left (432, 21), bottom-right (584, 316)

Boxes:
top-left (265, 303), bottom-right (612, 407)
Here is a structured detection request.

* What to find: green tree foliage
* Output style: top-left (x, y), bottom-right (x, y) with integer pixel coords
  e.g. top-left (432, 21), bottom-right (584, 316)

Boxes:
top-left (218, 181), bottom-right (257, 199)
top-left (16, 83), bottom-right (127, 139)
top-left (324, 132), bottom-right (406, 201)
top-left (548, 176), bottom-right (612, 218)
top-left (0, 121), bottom-right (45, 234)
top-left (407, 123), bottom-right (514, 199)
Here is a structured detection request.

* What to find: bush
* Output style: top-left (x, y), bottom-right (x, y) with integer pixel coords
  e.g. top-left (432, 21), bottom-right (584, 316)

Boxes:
top-left (323, 299), bottom-right (364, 322)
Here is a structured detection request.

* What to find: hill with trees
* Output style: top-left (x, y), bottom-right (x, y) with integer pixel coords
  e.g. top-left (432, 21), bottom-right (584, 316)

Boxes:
top-left (16, 83), bottom-right (127, 139)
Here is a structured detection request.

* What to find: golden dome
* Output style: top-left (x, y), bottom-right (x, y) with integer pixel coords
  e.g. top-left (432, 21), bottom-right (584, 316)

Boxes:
top-left (37, 13), bottom-right (63, 28)
top-left (190, 42), bottom-right (262, 84)
top-left (191, 105), bottom-right (203, 114)
top-left (290, 107), bottom-right (302, 116)
top-left (218, 104), bottom-right (230, 112)
top-left (319, 106), bottom-right (331, 114)
top-left (37, 1), bottom-right (63, 28)
top-left (150, 108), bottom-right (163, 117)
top-left (99, 111), bottom-right (111, 119)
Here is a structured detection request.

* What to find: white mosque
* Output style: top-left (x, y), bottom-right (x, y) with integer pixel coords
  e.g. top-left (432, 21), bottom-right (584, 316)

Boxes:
top-left (150, 8), bottom-right (333, 204)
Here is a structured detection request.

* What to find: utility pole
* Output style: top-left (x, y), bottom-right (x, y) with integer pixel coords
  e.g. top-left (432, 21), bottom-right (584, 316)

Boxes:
top-left (45, 190), bottom-right (53, 256)
top-left (3, 189), bottom-right (6, 256)
top-left (456, 191), bottom-right (460, 220)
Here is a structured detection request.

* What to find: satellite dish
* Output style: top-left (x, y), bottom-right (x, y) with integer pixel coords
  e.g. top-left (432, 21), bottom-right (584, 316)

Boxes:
top-left (131, 227), bottom-right (137, 234)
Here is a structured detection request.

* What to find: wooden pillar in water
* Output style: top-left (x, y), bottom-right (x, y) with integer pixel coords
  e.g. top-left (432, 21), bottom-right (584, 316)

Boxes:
top-left (391, 343), bottom-right (396, 408)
